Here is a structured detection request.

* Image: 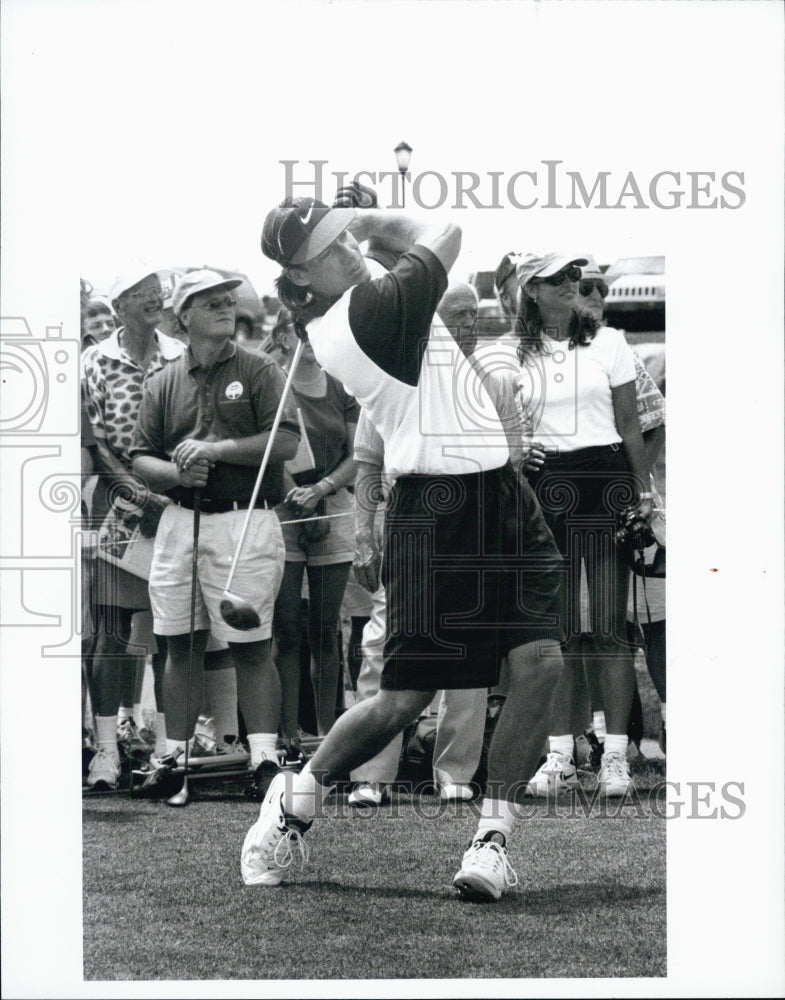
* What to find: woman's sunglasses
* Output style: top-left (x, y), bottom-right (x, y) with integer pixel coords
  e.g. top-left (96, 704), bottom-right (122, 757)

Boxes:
top-left (579, 279), bottom-right (609, 299)
top-left (538, 265), bottom-right (582, 287)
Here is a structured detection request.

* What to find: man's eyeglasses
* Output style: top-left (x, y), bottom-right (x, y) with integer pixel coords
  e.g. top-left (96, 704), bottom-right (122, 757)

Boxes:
top-left (196, 295), bottom-right (237, 312)
top-left (579, 279), bottom-right (609, 299)
top-left (538, 265), bottom-right (582, 287)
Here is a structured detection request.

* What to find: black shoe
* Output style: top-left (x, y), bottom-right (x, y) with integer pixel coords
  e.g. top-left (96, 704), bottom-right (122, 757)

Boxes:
top-left (248, 759), bottom-right (282, 802)
top-left (282, 743), bottom-right (307, 771)
top-left (585, 730), bottom-right (603, 772)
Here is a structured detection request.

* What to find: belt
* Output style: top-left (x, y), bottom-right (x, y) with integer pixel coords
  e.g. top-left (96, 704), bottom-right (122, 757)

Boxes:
top-left (177, 496), bottom-right (271, 514)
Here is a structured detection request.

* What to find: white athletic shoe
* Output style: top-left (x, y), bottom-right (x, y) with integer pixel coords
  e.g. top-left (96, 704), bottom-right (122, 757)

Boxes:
top-left (241, 772), bottom-right (311, 886)
top-left (598, 751), bottom-right (633, 797)
top-left (526, 752), bottom-right (580, 796)
top-left (86, 747), bottom-right (121, 790)
top-left (453, 832), bottom-right (519, 902)
top-left (347, 782), bottom-right (390, 807)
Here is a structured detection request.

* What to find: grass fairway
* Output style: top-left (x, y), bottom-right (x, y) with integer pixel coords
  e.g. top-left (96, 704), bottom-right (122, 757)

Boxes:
top-left (83, 765), bottom-right (665, 982)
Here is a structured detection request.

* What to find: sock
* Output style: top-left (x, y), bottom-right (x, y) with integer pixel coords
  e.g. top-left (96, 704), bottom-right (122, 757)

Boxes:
top-left (95, 715), bottom-right (120, 762)
top-left (117, 706), bottom-right (132, 724)
top-left (475, 796), bottom-right (517, 842)
top-left (660, 702), bottom-right (666, 724)
top-left (549, 734), bottom-right (574, 759)
top-left (204, 668), bottom-right (239, 742)
top-left (287, 762), bottom-right (335, 820)
top-left (604, 734), bottom-right (628, 757)
top-left (154, 713), bottom-right (168, 756)
top-left (592, 711), bottom-right (607, 742)
top-left (247, 732), bottom-right (279, 768)
top-left (133, 702), bottom-right (144, 730)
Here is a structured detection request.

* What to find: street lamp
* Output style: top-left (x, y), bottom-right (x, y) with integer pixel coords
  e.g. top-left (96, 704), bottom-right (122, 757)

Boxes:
top-left (394, 141), bottom-right (413, 209)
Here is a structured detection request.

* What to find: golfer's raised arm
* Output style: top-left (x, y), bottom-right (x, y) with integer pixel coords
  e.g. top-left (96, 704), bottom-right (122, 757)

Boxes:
top-left (349, 211), bottom-right (462, 274)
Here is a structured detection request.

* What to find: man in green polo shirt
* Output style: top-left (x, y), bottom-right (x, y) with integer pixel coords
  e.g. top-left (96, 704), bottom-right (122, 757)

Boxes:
top-left (131, 269), bottom-right (300, 795)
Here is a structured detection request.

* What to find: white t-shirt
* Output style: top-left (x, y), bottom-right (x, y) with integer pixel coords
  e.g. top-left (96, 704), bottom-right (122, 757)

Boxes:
top-left (307, 248), bottom-right (510, 477)
top-left (515, 325), bottom-right (636, 452)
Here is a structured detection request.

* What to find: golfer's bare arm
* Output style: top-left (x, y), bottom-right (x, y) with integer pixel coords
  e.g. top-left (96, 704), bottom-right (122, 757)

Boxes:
top-left (350, 211), bottom-right (462, 274)
top-left (133, 454), bottom-right (205, 492)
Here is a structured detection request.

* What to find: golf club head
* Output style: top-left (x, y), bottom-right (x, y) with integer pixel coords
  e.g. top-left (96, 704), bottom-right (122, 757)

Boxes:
top-left (166, 781), bottom-right (190, 807)
top-left (220, 591), bottom-right (261, 631)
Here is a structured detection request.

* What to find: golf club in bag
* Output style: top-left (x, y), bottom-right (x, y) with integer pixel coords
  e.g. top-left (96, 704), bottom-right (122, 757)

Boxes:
top-left (167, 487), bottom-right (201, 807)
top-left (219, 337), bottom-right (306, 630)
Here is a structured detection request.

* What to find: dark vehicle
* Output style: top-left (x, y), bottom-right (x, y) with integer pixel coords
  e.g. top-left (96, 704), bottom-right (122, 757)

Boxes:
top-left (604, 255), bottom-right (665, 332)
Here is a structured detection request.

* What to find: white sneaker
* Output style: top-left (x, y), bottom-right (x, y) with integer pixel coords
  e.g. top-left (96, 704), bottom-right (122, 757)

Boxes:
top-left (453, 832), bottom-right (519, 902)
top-left (439, 781), bottom-right (474, 802)
top-left (526, 752), bottom-right (579, 796)
top-left (347, 782), bottom-right (390, 807)
top-left (598, 751), bottom-right (633, 797)
top-left (87, 747), bottom-right (121, 790)
top-left (241, 772), bottom-right (311, 886)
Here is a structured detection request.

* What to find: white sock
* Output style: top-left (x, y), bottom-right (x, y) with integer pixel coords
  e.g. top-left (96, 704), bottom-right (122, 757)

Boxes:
top-left (204, 668), bottom-right (239, 742)
top-left (247, 732), bottom-right (279, 769)
top-left (154, 713), bottom-right (168, 756)
top-left (549, 734), bottom-right (574, 759)
top-left (286, 762), bottom-right (335, 820)
top-left (133, 702), bottom-right (144, 730)
top-left (95, 715), bottom-right (119, 761)
top-left (117, 706), bottom-right (132, 724)
top-left (475, 797), bottom-right (517, 842)
top-left (592, 711), bottom-right (607, 742)
top-left (604, 734), bottom-right (628, 757)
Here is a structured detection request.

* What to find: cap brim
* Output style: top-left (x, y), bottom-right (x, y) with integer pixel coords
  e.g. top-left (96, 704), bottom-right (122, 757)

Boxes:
top-left (537, 256), bottom-right (589, 278)
top-left (175, 277), bottom-right (244, 316)
top-left (290, 208), bottom-right (356, 266)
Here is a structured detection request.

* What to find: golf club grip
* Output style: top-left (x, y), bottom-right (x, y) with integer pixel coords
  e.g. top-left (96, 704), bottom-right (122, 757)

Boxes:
top-left (223, 338), bottom-right (305, 592)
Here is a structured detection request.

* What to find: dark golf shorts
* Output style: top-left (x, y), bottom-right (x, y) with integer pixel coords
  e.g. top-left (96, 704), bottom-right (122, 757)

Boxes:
top-left (380, 463), bottom-right (564, 691)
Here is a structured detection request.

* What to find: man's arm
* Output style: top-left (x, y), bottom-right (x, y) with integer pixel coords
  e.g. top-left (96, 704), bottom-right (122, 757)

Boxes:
top-left (133, 453), bottom-right (211, 493)
top-left (349, 211), bottom-right (462, 275)
top-left (171, 429), bottom-right (299, 471)
top-left (352, 457), bottom-right (385, 594)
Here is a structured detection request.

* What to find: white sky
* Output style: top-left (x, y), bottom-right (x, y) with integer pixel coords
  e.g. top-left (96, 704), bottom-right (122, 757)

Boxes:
top-left (1, 1), bottom-right (784, 998)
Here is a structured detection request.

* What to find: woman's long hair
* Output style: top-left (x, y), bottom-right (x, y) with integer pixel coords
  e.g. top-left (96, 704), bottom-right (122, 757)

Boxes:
top-left (515, 290), bottom-right (602, 364)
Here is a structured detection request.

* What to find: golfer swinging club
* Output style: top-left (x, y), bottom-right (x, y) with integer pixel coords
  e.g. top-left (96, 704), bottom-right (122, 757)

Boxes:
top-left (242, 193), bottom-right (565, 902)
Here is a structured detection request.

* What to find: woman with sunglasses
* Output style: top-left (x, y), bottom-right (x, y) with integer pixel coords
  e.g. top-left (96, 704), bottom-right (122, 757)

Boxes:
top-left (272, 313), bottom-right (361, 752)
top-left (514, 252), bottom-right (653, 798)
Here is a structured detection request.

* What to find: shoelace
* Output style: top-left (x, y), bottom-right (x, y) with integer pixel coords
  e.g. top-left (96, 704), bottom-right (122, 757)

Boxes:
top-left (270, 825), bottom-right (310, 871)
top-left (468, 842), bottom-right (519, 888)
top-left (542, 752), bottom-right (569, 773)
top-left (601, 754), bottom-right (629, 780)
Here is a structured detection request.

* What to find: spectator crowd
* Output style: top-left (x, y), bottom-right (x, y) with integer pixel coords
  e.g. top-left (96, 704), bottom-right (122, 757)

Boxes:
top-left (80, 193), bottom-right (666, 900)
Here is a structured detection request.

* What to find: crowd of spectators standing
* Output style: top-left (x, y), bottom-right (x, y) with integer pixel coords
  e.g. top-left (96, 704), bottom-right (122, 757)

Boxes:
top-left (80, 235), bottom-right (665, 807)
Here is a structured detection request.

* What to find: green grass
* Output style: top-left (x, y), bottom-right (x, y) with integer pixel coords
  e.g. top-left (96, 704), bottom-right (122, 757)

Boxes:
top-left (83, 771), bottom-right (665, 982)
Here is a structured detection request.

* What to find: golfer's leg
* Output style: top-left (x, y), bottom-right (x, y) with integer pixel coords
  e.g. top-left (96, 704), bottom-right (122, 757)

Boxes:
top-left (285, 688), bottom-right (435, 818)
top-left (486, 639), bottom-right (563, 802)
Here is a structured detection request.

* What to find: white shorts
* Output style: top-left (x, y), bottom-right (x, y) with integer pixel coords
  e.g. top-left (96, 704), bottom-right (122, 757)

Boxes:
top-left (149, 504), bottom-right (285, 644)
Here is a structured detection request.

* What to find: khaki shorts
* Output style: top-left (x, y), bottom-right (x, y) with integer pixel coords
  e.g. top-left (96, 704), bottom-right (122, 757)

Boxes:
top-left (149, 504), bottom-right (285, 643)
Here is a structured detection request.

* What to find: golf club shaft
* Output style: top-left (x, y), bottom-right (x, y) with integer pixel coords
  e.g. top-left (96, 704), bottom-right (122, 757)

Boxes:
top-left (223, 337), bottom-right (305, 593)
